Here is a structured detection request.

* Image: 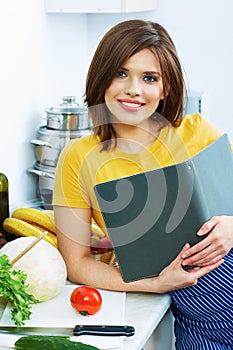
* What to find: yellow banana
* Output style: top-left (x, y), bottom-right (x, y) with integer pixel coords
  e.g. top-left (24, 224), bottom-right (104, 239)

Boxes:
top-left (3, 218), bottom-right (57, 248)
top-left (30, 223), bottom-right (57, 244)
top-left (12, 208), bottom-right (56, 234)
top-left (91, 219), bottom-right (105, 238)
top-left (45, 209), bottom-right (54, 221)
top-left (11, 208), bottom-right (104, 242)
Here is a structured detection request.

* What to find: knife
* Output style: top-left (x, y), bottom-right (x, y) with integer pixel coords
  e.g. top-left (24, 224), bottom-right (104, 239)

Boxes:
top-left (0, 325), bottom-right (135, 337)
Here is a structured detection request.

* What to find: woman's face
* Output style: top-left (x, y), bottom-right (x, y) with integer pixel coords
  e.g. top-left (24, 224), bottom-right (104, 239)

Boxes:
top-left (104, 48), bottom-right (164, 128)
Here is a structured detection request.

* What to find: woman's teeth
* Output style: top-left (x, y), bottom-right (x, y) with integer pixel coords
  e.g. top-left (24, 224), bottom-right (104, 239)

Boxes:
top-left (121, 102), bottom-right (142, 107)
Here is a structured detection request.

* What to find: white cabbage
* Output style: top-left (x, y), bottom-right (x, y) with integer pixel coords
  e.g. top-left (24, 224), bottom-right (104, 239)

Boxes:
top-left (0, 237), bottom-right (67, 302)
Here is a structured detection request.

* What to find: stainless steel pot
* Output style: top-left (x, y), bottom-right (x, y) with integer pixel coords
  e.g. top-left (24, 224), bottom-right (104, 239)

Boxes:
top-left (45, 96), bottom-right (91, 130)
top-left (27, 162), bottom-right (55, 190)
top-left (30, 126), bottom-right (91, 167)
top-left (27, 163), bottom-right (55, 209)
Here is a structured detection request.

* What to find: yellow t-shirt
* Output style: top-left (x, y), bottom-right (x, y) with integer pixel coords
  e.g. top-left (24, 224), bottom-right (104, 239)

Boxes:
top-left (53, 113), bottom-right (224, 229)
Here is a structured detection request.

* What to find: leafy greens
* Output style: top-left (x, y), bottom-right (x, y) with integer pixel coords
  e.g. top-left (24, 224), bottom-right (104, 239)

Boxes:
top-left (0, 254), bottom-right (38, 326)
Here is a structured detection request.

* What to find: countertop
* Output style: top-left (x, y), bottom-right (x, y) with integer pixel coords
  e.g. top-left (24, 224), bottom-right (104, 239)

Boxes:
top-left (121, 292), bottom-right (172, 349)
top-left (0, 292), bottom-right (172, 350)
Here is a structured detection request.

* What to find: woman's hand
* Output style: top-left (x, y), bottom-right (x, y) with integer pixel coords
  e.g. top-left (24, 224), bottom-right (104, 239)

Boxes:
top-left (156, 243), bottom-right (223, 293)
top-left (181, 216), bottom-right (233, 268)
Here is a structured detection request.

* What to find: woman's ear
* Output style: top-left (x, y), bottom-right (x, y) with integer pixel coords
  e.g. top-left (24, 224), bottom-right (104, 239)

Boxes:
top-left (162, 84), bottom-right (170, 99)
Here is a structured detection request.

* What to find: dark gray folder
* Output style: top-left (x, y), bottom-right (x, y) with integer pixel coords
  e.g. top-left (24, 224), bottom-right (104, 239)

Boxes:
top-left (94, 134), bottom-right (233, 282)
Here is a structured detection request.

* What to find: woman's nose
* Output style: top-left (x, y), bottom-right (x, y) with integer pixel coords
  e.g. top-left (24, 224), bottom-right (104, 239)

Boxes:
top-left (124, 80), bottom-right (141, 96)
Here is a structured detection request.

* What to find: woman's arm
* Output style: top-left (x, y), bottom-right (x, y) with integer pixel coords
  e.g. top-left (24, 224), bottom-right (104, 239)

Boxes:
top-left (54, 206), bottom-right (223, 293)
top-left (181, 216), bottom-right (233, 267)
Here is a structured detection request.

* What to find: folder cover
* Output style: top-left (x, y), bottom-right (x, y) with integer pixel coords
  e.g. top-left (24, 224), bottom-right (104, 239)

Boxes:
top-left (94, 134), bottom-right (233, 282)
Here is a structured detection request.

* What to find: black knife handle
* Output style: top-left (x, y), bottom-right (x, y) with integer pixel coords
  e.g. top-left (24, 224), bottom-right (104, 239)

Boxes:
top-left (73, 325), bottom-right (135, 337)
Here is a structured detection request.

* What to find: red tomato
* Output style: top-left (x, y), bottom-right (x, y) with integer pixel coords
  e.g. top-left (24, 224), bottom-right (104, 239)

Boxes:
top-left (70, 286), bottom-right (102, 315)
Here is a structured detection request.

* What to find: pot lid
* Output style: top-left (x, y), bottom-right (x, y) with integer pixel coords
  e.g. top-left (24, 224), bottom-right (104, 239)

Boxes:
top-left (45, 96), bottom-right (86, 115)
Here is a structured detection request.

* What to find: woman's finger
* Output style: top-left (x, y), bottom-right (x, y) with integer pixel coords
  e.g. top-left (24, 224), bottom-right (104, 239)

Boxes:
top-left (196, 216), bottom-right (220, 236)
top-left (190, 259), bottom-right (224, 279)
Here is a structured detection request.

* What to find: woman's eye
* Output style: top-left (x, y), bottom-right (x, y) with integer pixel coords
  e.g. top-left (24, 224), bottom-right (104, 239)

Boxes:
top-left (117, 71), bottom-right (127, 78)
top-left (144, 75), bottom-right (158, 82)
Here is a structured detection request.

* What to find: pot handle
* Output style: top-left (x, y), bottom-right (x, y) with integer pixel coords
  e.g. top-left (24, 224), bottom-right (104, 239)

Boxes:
top-left (30, 139), bottom-right (53, 148)
top-left (27, 168), bottom-right (55, 179)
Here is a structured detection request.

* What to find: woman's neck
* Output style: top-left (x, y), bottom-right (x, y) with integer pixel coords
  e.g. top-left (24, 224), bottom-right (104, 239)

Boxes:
top-left (114, 120), bottom-right (162, 154)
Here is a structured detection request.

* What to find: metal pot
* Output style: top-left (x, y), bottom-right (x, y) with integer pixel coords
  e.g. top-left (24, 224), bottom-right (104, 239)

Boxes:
top-left (27, 162), bottom-right (55, 209)
top-left (30, 126), bottom-right (91, 167)
top-left (27, 162), bottom-right (55, 190)
top-left (45, 96), bottom-right (91, 130)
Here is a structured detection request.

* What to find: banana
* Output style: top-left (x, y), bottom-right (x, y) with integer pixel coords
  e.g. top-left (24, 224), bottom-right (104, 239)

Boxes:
top-left (45, 209), bottom-right (54, 221)
top-left (10, 208), bottom-right (104, 245)
top-left (3, 218), bottom-right (57, 248)
top-left (91, 219), bottom-right (105, 238)
top-left (12, 208), bottom-right (56, 234)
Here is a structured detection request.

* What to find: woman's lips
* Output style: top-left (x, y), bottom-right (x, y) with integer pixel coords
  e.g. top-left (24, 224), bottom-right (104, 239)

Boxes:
top-left (118, 99), bottom-right (145, 111)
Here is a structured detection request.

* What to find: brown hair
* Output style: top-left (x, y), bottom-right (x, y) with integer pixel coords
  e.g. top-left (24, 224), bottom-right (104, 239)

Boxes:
top-left (84, 19), bottom-right (187, 150)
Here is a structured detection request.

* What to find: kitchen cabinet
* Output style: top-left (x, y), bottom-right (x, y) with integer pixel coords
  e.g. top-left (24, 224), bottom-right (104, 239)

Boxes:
top-left (45, 0), bottom-right (157, 13)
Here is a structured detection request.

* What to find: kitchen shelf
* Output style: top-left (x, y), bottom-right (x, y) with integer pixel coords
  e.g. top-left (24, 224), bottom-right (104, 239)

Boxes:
top-left (45, 0), bottom-right (157, 13)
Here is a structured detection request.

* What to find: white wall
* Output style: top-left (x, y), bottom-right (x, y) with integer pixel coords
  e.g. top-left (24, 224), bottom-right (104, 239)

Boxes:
top-left (1, 0), bottom-right (233, 207)
top-left (0, 1), bottom-right (87, 208)
top-left (155, 0), bottom-right (233, 134)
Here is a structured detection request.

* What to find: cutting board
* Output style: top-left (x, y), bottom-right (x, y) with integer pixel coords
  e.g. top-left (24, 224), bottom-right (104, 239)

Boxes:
top-left (0, 284), bottom-right (126, 349)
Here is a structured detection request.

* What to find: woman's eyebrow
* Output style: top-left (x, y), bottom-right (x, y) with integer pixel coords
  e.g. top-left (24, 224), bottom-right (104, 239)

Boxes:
top-left (143, 71), bottom-right (161, 76)
top-left (119, 66), bottom-right (128, 71)
top-left (119, 67), bottom-right (161, 76)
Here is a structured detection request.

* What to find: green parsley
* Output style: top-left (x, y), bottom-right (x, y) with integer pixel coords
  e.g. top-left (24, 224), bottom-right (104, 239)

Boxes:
top-left (0, 254), bottom-right (38, 326)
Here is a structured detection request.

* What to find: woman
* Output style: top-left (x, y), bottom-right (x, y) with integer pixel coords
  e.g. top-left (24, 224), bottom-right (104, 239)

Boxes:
top-left (53, 20), bottom-right (233, 348)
